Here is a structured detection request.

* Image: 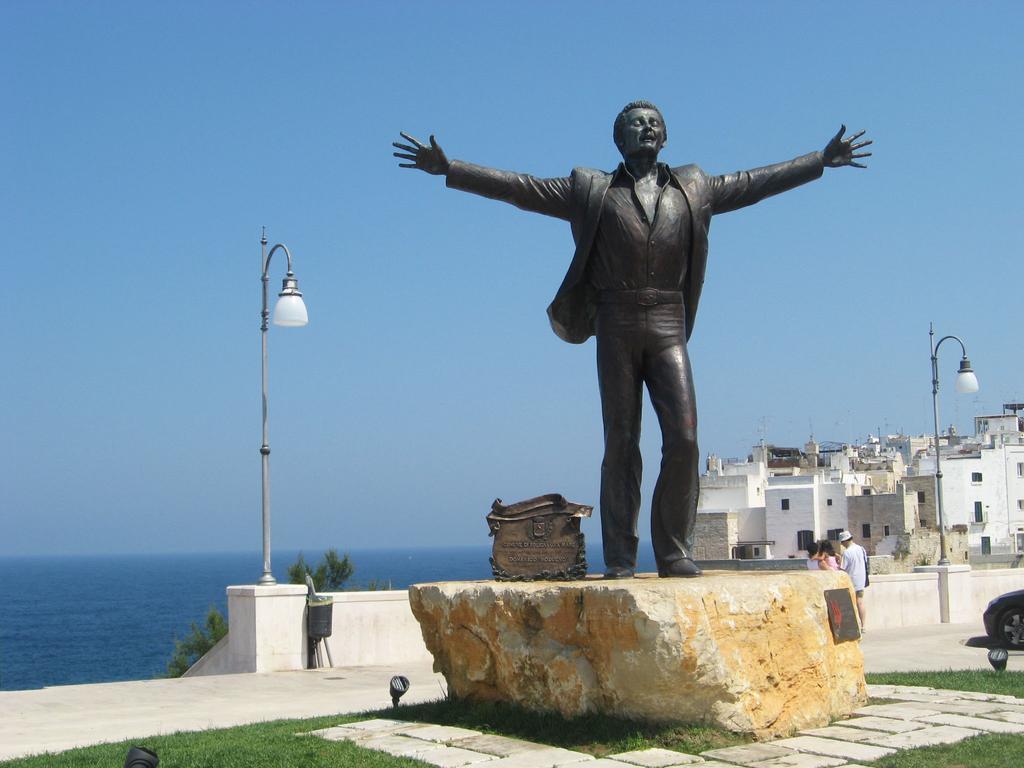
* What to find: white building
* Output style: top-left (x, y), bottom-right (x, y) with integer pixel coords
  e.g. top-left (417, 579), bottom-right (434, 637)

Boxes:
top-left (913, 414), bottom-right (1024, 556)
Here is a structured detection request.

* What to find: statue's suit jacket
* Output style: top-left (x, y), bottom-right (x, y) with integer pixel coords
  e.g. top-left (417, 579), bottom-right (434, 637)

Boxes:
top-left (446, 151), bottom-right (824, 344)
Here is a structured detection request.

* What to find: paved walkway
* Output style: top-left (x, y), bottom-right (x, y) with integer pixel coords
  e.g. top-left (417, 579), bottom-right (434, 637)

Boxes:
top-left (313, 687), bottom-right (1024, 767)
top-left (1, 622), bottom-right (1020, 762)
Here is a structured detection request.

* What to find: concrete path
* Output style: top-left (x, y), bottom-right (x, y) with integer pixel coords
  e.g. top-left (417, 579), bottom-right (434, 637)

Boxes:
top-left (2, 622), bottom-right (1020, 762)
top-left (0, 661), bottom-right (442, 762)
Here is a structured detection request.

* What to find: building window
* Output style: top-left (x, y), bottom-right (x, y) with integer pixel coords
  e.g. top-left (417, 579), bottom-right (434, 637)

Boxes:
top-left (884, 524), bottom-right (891, 536)
top-left (1018, 462), bottom-right (1024, 478)
top-left (781, 498), bottom-right (790, 510)
top-left (862, 523), bottom-right (871, 539)
top-left (1017, 532), bottom-right (1024, 553)
top-left (917, 491), bottom-right (926, 503)
top-left (981, 536), bottom-right (992, 555)
top-left (797, 530), bottom-right (814, 550)
top-left (971, 472), bottom-right (983, 483)
top-left (827, 528), bottom-right (843, 541)
top-left (1018, 499), bottom-right (1024, 511)
top-left (862, 488), bottom-right (872, 496)
top-left (974, 501), bottom-right (984, 523)
top-left (827, 498), bottom-right (833, 506)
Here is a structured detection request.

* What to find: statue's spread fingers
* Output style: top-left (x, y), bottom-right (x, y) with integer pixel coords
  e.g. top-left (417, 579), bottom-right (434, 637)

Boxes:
top-left (399, 131), bottom-right (426, 148)
top-left (851, 152), bottom-right (872, 159)
top-left (398, 163), bottom-right (418, 168)
top-left (851, 139), bottom-right (873, 150)
top-left (392, 142), bottom-right (419, 152)
top-left (847, 129), bottom-right (866, 142)
top-left (833, 124), bottom-right (847, 140)
top-left (850, 161), bottom-right (867, 169)
top-left (393, 152), bottom-right (418, 161)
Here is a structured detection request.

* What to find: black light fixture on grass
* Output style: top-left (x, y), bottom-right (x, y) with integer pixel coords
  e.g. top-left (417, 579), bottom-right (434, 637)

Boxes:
top-left (988, 647), bottom-right (1009, 672)
top-left (124, 746), bottom-right (159, 767)
top-left (390, 675), bottom-right (410, 707)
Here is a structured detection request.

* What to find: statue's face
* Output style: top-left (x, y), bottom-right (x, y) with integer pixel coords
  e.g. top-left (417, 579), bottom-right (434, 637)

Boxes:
top-left (617, 108), bottom-right (666, 159)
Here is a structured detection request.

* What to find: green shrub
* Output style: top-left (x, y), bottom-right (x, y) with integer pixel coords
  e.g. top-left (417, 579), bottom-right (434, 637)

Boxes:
top-left (287, 548), bottom-right (354, 591)
top-left (165, 606), bottom-right (227, 678)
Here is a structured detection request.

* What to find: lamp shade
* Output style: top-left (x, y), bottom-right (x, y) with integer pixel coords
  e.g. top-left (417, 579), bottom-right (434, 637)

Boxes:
top-left (955, 357), bottom-right (979, 394)
top-left (273, 294), bottom-right (308, 327)
top-left (955, 370), bottom-right (979, 394)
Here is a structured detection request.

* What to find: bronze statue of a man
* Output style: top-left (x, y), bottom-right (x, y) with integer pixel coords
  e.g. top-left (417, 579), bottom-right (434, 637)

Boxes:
top-left (394, 101), bottom-right (870, 579)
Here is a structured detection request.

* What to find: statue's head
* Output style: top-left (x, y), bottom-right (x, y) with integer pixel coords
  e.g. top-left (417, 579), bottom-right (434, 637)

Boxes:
top-left (613, 100), bottom-right (667, 160)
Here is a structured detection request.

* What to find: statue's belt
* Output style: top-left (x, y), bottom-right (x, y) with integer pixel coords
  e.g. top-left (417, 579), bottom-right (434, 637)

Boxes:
top-left (597, 288), bottom-right (682, 307)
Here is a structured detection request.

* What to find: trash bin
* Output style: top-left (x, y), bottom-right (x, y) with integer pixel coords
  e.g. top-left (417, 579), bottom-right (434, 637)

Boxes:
top-left (307, 595), bottom-right (334, 639)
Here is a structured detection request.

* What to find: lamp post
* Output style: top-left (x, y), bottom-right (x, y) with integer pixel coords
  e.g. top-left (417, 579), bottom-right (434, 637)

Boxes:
top-left (258, 228), bottom-right (309, 586)
top-left (929, 322), bottom-right (979, 566)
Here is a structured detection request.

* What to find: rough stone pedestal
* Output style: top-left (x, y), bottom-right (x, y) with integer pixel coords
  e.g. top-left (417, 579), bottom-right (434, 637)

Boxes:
top-left (409, 571), bottom-right (866, 739)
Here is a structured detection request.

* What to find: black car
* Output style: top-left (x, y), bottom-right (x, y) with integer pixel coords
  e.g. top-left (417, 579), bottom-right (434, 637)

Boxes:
top-left (983, 589), bottom-right (1024, 649)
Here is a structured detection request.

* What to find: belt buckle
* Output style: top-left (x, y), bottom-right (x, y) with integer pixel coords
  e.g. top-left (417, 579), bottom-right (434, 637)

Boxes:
top-left (637, 288), bottom-right (658, 306)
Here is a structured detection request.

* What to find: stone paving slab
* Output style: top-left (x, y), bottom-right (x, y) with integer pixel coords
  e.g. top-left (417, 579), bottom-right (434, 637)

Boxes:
top-left (608, 748), bottom-right (704, 766)
top-left (862, 724), bottom-right (981, 749)
top-left (344, 717), bottom-right (410, 732)
top-left (396, 723), bottom-right (485, 742)
top-left (919, 712), bottom-right (1024, 733)
top-left (987, 710), bottom-right (1024, 724)
top-left (478, 751), bottom-right (594, 767)
top-left (413, 745), bottom-right (500, 767)
top-left (451, 734), bottom-right (585, 758)
top-left (585, 760), bottom-right (645, 768)
top-left (769, 736), bottom-right (895, 762)
top-left (358, 733), bottom-right (443, 757)
top-left (902, 699), bottom-right (1009, 716)
top-left (798, 725), bottom-right (892, 743)
top-left (852, 704), bottom-right (941, 720)
top-left (833, 716), bottom-right (927, 733)
top-left (308, 724), bottom-right (378, 741)
top-left (701, 743), bottom-right (796, 764)
top-left (748, 753), bottom-right (848, 767)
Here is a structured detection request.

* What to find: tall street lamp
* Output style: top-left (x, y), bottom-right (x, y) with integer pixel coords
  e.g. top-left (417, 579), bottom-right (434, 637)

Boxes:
top-left (929, 322), bottom-right (979, 566)
top-left (258, 228), bottom-right (309, 585)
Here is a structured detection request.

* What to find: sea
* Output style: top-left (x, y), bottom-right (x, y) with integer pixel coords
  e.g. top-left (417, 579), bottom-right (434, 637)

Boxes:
top-left (0, 544), bottom-right (657, 691)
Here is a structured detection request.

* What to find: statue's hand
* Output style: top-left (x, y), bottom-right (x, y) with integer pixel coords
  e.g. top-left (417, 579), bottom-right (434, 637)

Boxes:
top-left (393, 132), bottom-right (450, 175)
top-left (823, 124), bottom-right (872, 169)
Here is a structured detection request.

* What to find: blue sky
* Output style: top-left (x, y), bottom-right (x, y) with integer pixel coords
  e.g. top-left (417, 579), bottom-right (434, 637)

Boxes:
top-left (2, 1), bottom-right (1021, 560)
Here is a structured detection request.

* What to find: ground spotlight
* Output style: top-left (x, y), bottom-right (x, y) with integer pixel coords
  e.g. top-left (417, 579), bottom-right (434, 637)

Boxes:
top-left (988, 647), bottom-right (1009, 672)
top-left (390, 675), bottom-right (410, 708)
top-left (124, 746), bottom-right (159, 767)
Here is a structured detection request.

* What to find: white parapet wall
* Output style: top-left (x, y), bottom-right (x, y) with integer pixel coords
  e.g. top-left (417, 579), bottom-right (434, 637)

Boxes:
top-left (868, 566), bottom-right (1024, 629)
top-left (189, 569), bottom-right (1024, 674)
top-left (188, 586), bottom-right (432, 676)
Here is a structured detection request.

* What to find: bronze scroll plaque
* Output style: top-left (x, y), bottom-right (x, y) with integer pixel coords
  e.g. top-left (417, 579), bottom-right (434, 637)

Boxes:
top-left (487, 494), bottom-right (592, 581)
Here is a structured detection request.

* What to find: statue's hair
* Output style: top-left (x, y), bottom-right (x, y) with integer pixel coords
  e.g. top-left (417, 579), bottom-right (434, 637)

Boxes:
top-left (613, 100), bottom-right (667, 148)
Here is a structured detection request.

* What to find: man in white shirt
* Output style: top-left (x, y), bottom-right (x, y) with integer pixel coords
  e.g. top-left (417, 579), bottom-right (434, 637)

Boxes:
top-left (839, 530), bottom-right (868, 631)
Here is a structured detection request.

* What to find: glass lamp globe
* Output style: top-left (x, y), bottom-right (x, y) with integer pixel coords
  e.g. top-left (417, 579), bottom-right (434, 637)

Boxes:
top-left (273, 294), bottom-right (308, 327)
top-left (954, 358), bottom-right (979, 394)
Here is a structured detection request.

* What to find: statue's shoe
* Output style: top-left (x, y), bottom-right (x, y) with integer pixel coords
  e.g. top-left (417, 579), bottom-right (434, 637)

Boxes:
top-left (603, 566), bottom-right (635, 579)
top-left (658, 558), bottom-right (702, 578)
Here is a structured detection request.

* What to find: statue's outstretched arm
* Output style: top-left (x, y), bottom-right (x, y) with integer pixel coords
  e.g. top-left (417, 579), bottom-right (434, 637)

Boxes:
top-left (394, 131), bottom-right (572, 220)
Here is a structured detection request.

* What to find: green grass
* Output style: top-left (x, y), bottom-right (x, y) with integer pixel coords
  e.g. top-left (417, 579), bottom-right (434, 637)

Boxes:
top-left (868, 734), bottom-right (1024, 768)
top-left (0, 715), bottom-right (424, 768)
top-left (4, 672), bottom-right (1022, 768)
top-left (866, 670), bottom-right (1024, 698)
top-left (0, 701), bottom-right (747, 768)
top-left (861, 670), bottom-right (1024, 767)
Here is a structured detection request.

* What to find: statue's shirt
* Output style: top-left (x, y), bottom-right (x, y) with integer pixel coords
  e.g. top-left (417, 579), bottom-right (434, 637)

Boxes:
top-left (587, 163), bottom-right (691, 291)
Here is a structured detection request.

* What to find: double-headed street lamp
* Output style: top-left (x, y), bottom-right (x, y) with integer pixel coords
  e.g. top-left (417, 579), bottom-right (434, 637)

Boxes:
top-left (929, 322), bottom-right (979, 566)
top-left (258, 228), bottom-right (309, 586)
